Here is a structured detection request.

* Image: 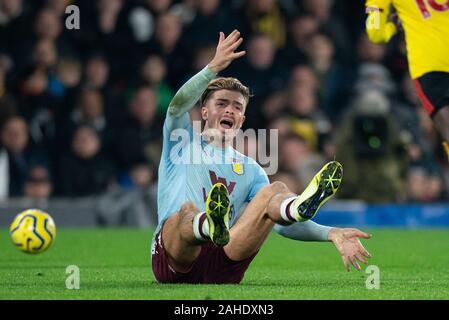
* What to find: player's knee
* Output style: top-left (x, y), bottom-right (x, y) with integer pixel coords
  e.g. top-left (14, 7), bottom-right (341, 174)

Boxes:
top-left (257, 181), bottom-right (290, 201)
top-left (176, 202), bottom-right (199, 227)
top-left (268, 181), bottom-right (290, 195)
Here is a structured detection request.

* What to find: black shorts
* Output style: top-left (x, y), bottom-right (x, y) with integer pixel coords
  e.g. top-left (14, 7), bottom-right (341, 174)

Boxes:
top-left (414, 72), bottom-right (449, 117)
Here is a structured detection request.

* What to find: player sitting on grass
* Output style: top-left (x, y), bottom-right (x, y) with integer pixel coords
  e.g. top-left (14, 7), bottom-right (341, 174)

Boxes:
top-left (365, 0), bottom-right (449, 160)
top-left (151, 30), bottom-right (371, 284)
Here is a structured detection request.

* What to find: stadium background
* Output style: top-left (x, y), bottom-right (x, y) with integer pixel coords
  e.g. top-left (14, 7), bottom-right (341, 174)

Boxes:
top-left (1, 0), bottom-right (449, 227)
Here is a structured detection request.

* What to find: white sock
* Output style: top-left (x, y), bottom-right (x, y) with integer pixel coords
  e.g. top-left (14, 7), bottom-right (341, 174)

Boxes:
top-left (280, 196), bottom-right (298, 223)
top-left (192, 212), bottom-right (210, 241)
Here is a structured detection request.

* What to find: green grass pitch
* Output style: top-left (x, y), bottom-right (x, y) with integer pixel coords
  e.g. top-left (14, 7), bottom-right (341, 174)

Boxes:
top-left (1, 228), bottom-right (448, 299)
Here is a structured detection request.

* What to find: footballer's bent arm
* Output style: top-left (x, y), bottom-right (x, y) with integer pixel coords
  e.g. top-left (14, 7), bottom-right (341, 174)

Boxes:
top-left (273, 221), bottom-right (333, 242)
top-left (167, 66), bottom-right (217, 118)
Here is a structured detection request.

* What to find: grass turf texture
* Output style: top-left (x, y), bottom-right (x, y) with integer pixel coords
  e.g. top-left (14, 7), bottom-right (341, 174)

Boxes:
top-left (0, 228), bottom-right (448, 299)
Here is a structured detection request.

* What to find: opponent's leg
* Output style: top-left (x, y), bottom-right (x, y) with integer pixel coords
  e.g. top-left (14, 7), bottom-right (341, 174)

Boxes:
top-left (225, 161), bottom-right (343, 261)
top-left (432, 105), bottom-right (449, 161)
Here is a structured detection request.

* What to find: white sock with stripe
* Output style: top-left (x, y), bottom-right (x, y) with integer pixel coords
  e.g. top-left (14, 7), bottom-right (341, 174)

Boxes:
top-left (192, 212), bottom-right (210, 241)
top-left (280, 196), bottom-right (299, 223)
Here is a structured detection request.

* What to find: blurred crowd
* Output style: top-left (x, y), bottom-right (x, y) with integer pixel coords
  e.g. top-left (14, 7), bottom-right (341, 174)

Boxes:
top-left (0, 0), bottom-right (448, 219)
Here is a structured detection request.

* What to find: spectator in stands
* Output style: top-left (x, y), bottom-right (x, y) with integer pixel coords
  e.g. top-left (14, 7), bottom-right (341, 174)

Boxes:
top-left (24, 164), bottom-right (52, 201)
top-left (357, 34), bottom-right (387, 65)
top-left (45, 57), bottom-right (82, 116)
top-left (306, 31), bottom-right (351, 119)
top-left (92, 0), bottom-right (135, 80)
top-left (302, 0), bottom-right (352, 63)
top-left (34, 8), bottom-right (61, 41)
top-left (284, 83), bottom-right (331, 152)
top-left (238, 0), bottom-right (288, 49)
top-left (279, 133), bottom-right (326, 191)
top-left (19, 39), bottom-right (59, 125)
top-left (169, 0), bottom-right (196, 26)
top-left (114, 85), bottom-right (162, 174)
top-left (191, 45), bottom-right (216, 74)
top-left (58, 125), bottom-right (116, 197)
top-left (185, 0), bottom-right (233, 49)
top-left (84, 54), bottom-right (110, 90)
top-left (0, 54), bottom-right (10, 98)
top-left (32, 7), bottom-right (76, 60)
top-left (63, 88), bottom-right (114, 157)
top-left (267, 115), bottom-right (291, 140)
top-left (83, 54), bottom-right (123, 123)
top-left (0, 95), bottom-right (17, 129)
top-left (261, 90), bottom-right (287, 124)
top-left (70, 89), bottom-right (107, 135)
top-left (139, 54), bottom-right (173, 115)
top-left (0, 115), bottom-right (48, 197)
top-left (53, 58), bottom-right (82, 95)
top-left (242, 34), bottom-right (280, 94)
top-left (148, 12), bottom-right (189, 89)
top-left (289, 64), bottom-right (319, 93)
top-left (0, 0), bottom-right (28, 60)
top-left (227, 33), bottom-right (285, 128)
top-left (97, 0), bottom-right (123, 36)
top-left (279, 15), bottom-right (319, 69)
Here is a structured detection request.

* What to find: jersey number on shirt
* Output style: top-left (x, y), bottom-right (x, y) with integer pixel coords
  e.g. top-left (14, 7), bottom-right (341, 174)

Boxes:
top-left (416, 0), bottom-right (449, 18)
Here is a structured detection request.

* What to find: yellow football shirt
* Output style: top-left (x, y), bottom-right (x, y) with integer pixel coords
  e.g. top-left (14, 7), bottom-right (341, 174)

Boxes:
top-left (366, 0), bottom-right (449, 79)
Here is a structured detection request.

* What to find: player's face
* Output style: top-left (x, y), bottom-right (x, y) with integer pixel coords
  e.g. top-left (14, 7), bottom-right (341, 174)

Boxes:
top-left (201, 89), bottom-right (246, 142)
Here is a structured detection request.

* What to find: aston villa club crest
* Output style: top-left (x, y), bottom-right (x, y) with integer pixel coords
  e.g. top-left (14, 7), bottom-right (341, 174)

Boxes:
top-left (232, 160), bottom-right (244, 175)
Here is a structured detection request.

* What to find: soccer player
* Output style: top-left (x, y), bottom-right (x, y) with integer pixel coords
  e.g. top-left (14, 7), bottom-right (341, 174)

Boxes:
top-left (151, 30), bottom-right (371, 284)
top-left (365, 0), bottom-right (449, 160)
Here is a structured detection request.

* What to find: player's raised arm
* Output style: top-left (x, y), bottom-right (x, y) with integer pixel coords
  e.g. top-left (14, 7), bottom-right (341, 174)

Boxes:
top-left (365, 0), bottom-right (397, 44)
top-left (167, 30), bottom-right (246, 119)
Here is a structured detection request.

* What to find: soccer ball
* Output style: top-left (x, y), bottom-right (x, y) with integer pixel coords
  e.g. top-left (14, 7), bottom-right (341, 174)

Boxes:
top-left (9, 209), bottom-right (56, 254)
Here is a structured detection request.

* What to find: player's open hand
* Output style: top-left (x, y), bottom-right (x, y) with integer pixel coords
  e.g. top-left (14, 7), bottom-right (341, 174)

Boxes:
top-left (208, 30), bottom-right (246, 74)
top-left (328, 228), bottom-right (371, 272)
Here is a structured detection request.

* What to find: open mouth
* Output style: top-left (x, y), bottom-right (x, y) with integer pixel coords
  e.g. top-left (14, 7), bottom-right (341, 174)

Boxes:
top-left (220, 119), bottom-right (234, 129)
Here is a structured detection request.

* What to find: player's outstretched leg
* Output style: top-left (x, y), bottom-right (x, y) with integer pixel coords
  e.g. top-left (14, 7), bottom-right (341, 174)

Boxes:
top-left (225, 161), bottom-right (343, 261)
top-left (282, 161), bottom-right (343, 223)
